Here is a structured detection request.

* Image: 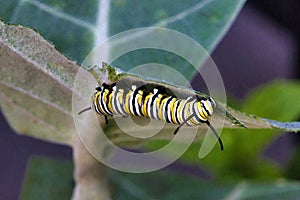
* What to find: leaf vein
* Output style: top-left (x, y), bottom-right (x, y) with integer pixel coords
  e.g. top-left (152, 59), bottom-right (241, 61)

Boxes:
top-left (24, 0), bottom-right (95, 31)
top-left (153, 0), bottom-right (214, 27)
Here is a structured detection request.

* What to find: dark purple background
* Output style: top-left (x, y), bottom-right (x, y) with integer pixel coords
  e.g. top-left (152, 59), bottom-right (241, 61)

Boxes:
top-left (1, 2), bottom-right (299, 199)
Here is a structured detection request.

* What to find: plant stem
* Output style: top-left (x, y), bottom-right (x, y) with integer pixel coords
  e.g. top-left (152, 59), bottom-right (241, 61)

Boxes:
top-left (72, 134), bottom-right (111, 200)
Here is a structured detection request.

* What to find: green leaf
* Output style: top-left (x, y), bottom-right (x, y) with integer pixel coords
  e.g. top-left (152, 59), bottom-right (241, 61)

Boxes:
top-left (186, 130), bottom-right (283, 180)
top-left (7, 0), bottom-right (96, 62)
top-left (1, 0), bottom-right (246, 79)
top-left (20, 156), bottom-right (74, 200)
top-left (222, 181), bottom-right (300, 200)
top-left (242, 80), bottom-right (300, 132)
top-left (110, 0), bottom-right (247, 80)
top-left (110, 170), bottom-right (300, 200)
top-left (109, 170), bottom-right (232, 200)
top-left (242, 80), bottom-right (300, 120)
top-left (0, 0), bottom-right (19, 21)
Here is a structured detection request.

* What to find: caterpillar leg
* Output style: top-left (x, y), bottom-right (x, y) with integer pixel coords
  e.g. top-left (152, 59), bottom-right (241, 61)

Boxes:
top-left (104, 114), bottom-right (115, 124)
top-left (105, 116), bottom-right (108, 124)
top-left (173, 125), bottom-right (183, 135)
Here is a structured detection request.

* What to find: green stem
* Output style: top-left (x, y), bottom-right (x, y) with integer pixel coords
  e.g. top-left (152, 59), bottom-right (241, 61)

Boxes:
top-left (71, 134), bottom-right (111, 200)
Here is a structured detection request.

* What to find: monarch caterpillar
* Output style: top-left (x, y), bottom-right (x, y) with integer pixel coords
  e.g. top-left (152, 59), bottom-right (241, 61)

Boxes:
top-left (79, 82), bottom-right (224, 151)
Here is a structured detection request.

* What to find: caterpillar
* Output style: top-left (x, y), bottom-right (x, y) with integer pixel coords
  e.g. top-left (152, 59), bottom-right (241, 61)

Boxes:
top-left (79, 82), bottom-right (224, 151)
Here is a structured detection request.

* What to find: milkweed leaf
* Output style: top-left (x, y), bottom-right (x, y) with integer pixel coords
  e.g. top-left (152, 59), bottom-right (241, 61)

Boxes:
top-left (0, 20), bottom-right (79, 144)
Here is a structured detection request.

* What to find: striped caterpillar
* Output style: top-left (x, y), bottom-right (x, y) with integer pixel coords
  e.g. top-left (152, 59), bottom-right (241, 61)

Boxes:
top-left (79, 82), bottom-right (224, 150)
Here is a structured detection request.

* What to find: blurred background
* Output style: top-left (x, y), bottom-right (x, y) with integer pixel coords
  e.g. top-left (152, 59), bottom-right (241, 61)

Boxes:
top-left (1, 0), bottom-right (300, 199)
